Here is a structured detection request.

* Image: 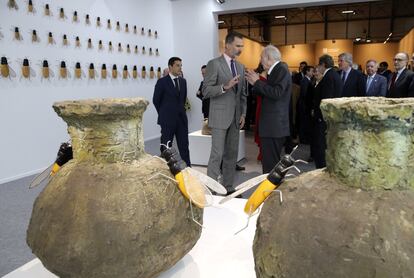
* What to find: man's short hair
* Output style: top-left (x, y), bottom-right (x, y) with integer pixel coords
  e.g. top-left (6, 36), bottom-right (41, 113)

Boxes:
top-left (304, 65), bottom-right (314, 73)
top-left (379, 61), bottom-right (388, 68)
top-left (339, 52), bottom-right (353, 65)
top-left (300, 61), bottom-right (308, 66)
top-left (318, 54), bottom-right (334, 68)
top-left (366, 59), bottom-right (377, 65)
top-left (201, 65), bottom-right (207, 70)
top-left (168, 57), bottom-right (182, 67)
top-left (263, 45), bottom-right (281, 62)
top-left (225, 32), bottom-right (243, 45)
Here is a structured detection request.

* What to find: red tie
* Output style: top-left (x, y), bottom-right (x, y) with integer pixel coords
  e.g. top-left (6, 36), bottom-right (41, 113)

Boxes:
top-left (389, 72), bottom-right (397, 89)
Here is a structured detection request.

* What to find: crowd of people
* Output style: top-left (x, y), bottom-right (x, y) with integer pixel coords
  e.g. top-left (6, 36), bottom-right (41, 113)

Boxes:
top-left (152, 31), bottom-right (414, 196)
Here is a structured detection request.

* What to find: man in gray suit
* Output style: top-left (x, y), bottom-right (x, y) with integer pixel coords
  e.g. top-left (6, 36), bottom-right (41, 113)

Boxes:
top-left (203, 32), bottom-right (247, 194)
top-left (365, 60), bottom-right (387, 97)
top-left (245, 45), bottom-right (291, 173)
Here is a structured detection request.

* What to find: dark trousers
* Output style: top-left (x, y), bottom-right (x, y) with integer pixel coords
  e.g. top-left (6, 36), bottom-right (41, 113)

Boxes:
top-left (261, 137), bottom-right (286, 173)
top-left (160, 121), bottom-right (191, 166)
top-left (311, 118), bottom-right (327, 169)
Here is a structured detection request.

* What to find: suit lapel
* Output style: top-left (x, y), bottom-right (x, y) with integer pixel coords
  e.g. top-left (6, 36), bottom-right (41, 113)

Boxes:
top-left (395, 69), bottom-right (406, 85)
top-left (219, 55), bottom-right (233, 81)
top-left (167, 76), bottom-right (180, 98)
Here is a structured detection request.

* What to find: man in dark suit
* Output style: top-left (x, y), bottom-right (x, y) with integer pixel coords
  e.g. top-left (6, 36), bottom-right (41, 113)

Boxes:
top-left (292, 61), bottom-right (308, 85)
top-left (378, 61), bottom-right (392, 82)
top-left (196, 65), bottom-right (209, 119)
top-left (297, 65), bottom-right (314, 144)
top-left (311, 55), bottom-right (343, 168)
top-left (338, 52), bottom-right (366, 97)
top-left (387, 52), bottom-right (414, 98)
top-left (203, 32), bottom-right (247, 193)
top-left (153, 57), bottom-right (191, 166)
top-left (245, 45), bottom-right (292, 173)
top-left (365, 60), bottom-right (387, 97)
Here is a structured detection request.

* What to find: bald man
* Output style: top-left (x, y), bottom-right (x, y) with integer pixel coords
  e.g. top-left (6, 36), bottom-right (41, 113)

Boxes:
top-left (387, 52), bottom-right (414, 98)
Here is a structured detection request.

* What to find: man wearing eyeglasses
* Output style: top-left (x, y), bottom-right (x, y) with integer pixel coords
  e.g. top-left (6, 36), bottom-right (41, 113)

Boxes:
top-left (387, 52), bottom-right (414, 98)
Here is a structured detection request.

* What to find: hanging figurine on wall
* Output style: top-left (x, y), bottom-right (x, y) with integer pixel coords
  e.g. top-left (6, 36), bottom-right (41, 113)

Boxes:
top-left (13, 27), bottom-right (22, 41)
top-left (108, 41), bottom-right (113, 52)
top-left (31, 30), bottom-right (39, 43)
top-left (62, 34), bottom-right (68, 46)
top-left (116, 21), bottom-right (120, 31)
top-left (85, 14), bottom-right (90, 25)
top-left (112, 64), bottom-right (118, 79)
top-left (125, 23), bottom-right (129, 33)
top-left (126, 44), bottom-right (131, 54)
top-left (141, 66), bottom-right (146, 79)
top-left (59, 8), bottom-right (65, 20)
top-left (132, 65), bottom-right (138, 79)
top-left (96, 16), bottom-right (101, 27)
top-left (118, 42), bottom-right (122, 52)
top-left (21, 58), bottom-right (35, 79)
top-left (73, 11), bottom-right (78, 22)
top-left (148, 29), bottom-right (152, 37)
top-left (150, 66), bottom-right (155, 79)
top-left (48, 32), bottom-right (55, 45)
top-left (134, 45), bottom-right (138, 54)
top-left (155, 30), bottom-right (158, 39)
top-left (0, 57), bottom-right (16, 79)
top-left (98, 40), bottom-right (103, 50)
top-left (122, 65), bottom-right (129, 79)
top-left (8, 0), bottom-right (18, 10)
top-left (107, 19), bottom-right (111, 29)
top-left (157, 67), bottom-right (162, 79)
top-left (44, 4), bottom-right (50, 16)
top-left (75, 36), bottom-right (81, 48)
top-left (28, 0), bottom-right (34, 13)
top-left (41, 60), bottom-right (54, 80)
top-left (141, 27), bottom-right (145, 35)
top-left (156, 48), bottom-right (159, 56)
top-left (74, 62), bottom-right (83, 79)
top-left (149, 47), bottom-right (153, 56)
top-left (88, 63), bottom-right (96, 79)
top-left (87, 38), bottom-right (93, 49)
top-left (59, 61), bottom-right (67, 79)
top-left (133, 25), bottom-right (137, 34)
top-left (142, 46), bottom-right (146, 55)
top-left (101, 64), bottom-right (107, 79)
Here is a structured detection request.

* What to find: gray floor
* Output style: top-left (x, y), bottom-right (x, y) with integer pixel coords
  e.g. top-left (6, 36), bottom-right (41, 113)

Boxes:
top-left (0, 130), bottom-right (314, 276)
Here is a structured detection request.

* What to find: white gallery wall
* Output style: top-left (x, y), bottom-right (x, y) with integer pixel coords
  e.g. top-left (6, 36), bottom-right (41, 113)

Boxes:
top-left (0, 0), bottom-right (175, 183)
top-left (0, 0), bottom-right (373, 183)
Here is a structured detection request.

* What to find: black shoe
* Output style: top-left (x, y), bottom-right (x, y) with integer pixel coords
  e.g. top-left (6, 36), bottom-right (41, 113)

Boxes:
top-left (235, 164), bottom-right (245, 171)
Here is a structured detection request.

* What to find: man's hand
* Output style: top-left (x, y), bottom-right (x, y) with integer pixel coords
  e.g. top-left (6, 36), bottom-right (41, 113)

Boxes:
top-left (245, 69), bottom-right (260, 85)
top-left (223, 75), bottom-right (240, 91)
top-left (239, 115), bottom-right (245, 129)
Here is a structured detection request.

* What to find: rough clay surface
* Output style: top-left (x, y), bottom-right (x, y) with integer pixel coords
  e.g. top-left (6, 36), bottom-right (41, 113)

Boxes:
top-left (253, 170), bottom-right (414, 278)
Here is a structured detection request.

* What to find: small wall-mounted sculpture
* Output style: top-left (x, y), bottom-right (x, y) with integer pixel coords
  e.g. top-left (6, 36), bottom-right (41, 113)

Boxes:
top-left (141, 66), bottom-right (146, 79)
top-left (28, 0), bottom-right (34, 13)
top-left (122, 65), bottom-right (129, 79)
top-left (73, 11), bottom-right (78, 22)
top-left (59, 61), bottom-right (68, 79)
top-left (112, 64), bottom-right (117, 79)
top-left (44, 4), bottom-right (50, 16)
top-left (101, 64), bottom-right (107, 79)
top-left (132, 65), bottom-right (138, 79)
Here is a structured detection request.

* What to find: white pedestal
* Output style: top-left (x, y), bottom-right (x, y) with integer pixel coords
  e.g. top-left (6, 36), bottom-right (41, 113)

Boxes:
top-left (189, 130), bottom-right (245, 166)
top-left (4, 196), bottom-right (258, 278)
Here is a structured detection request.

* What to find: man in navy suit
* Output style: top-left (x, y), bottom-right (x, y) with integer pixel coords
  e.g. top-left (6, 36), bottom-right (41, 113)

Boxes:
top-left (365, 60), bottom-right (387, 97)
top-left (387, 52), bottom-right (414, 98)
top-left (153, 57), bottom-right (191, 166)
top-left (338, 53), bottom-right (366, 97)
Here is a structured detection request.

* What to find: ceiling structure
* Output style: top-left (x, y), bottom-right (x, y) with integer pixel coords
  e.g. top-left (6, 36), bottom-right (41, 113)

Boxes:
top-left (218, 0), bottom-right (414, 46)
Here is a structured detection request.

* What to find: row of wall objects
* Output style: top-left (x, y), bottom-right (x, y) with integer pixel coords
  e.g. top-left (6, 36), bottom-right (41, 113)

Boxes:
top-left (10, 27), bottom-right (159, 55)
top-left (6, 0), bottom-right (158, 38)
top-left (0, 57), bottom-right (162, 80)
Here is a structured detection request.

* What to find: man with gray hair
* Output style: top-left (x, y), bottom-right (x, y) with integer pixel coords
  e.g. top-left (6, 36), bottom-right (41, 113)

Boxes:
top-left (365, 59), bottom-right (387, 97)
top-left (245, 45), bottom-right (291, 173)
top-left (338, 52), bottom-right (366, 97)
top-left (387, 52), bottom-right (414, 98)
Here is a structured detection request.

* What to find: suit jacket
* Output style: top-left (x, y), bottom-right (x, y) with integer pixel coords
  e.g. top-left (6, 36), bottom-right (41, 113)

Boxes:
top-left (252, 62), bottom-right (292, 138)
top-left (153, 75), bottom-right (188, 128)
top-left (312, 68), bottom-right (343, 121)
top-left (379, 69), bottom-right (392, 82)
top-left (339, 68), bottom-right (366, 97)
top-left (196, 81), bottom-right (210, 118)
top-left (366, 74), bottom-right (387, 97)
top-left (387, 68), bottom-right (414, 98)
top-left (202, 55), bottom-right (247, 129)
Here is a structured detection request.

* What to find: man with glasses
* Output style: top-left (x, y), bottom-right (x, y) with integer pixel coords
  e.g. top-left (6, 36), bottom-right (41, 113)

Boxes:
top-left (387, 52), bottom-right (414, 98)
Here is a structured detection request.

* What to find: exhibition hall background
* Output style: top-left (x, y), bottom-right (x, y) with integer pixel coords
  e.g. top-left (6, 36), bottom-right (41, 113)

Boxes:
top-left (1, 0), bottom-right (413, 183)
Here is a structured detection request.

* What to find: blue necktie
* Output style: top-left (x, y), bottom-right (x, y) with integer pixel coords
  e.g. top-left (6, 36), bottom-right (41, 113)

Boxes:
top-left (230, 59), bottom-right (237, 77)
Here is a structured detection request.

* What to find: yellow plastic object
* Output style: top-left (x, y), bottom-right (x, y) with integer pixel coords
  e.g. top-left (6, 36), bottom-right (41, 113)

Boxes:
top-left (244, 179), bottom-right (276, 215)
top-left (50, 163), bottom-right (60, 176)
top-left (175, 171), bottom-right (206, 208)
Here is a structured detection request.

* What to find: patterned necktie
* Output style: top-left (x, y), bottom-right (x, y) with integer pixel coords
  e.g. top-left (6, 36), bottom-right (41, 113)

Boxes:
top-left (173, 77), bottom-right (180, 93)
top-left (230, 59), bottom-right (237, 77)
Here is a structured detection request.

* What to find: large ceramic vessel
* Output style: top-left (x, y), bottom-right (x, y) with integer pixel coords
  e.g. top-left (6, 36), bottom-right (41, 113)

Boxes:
top-left (253, 97), bottom-right (414, 278)
top-left (27, 98), bottom-right (202, 278)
